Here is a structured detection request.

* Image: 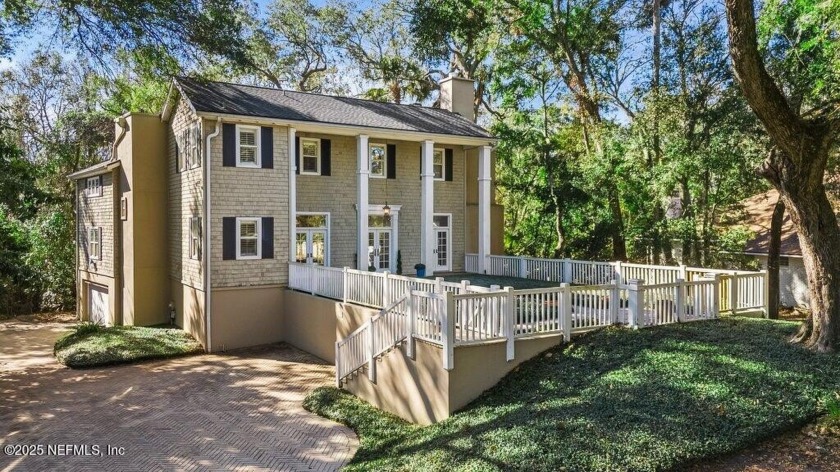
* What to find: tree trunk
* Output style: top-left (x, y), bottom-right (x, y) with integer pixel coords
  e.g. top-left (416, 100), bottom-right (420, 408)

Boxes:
top-left (726, 0), bottom-right (840, 351)
top-left (767, 197), bottom-right (784, 320)
top-left (650, 0), bottom-right (663, 265)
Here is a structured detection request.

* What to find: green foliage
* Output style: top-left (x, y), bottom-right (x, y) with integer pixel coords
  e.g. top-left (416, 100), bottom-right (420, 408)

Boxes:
top-left (758, 0), bottom-right (840, 104)
top-left (71, 321), bottom-right (106, 337)
top-left (307, 319), bottom-right (840, 471)
top-left (54, 325), bottom-right (203, 368)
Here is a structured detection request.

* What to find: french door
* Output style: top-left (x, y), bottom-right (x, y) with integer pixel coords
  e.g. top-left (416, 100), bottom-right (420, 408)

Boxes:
top-left (433, 214), bottom-right (451, 272)
top-left (295, 229), bottom-right (327, 265)
top-left (368, 229), bottom-right (391, 272)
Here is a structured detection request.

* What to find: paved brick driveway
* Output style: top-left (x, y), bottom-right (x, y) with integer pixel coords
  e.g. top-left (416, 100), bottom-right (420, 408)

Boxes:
top-left (0, 317), bottom-right (358, 471)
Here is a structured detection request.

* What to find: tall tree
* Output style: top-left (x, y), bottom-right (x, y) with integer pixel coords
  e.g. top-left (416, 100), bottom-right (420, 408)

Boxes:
top-left (326, 0), bottom-right (434, 103)
top-left (2, 0), bottom-right (249, 72)
top-left (410, 0), bottom-right (499, 120)
top-left (725, 0), bottom-right (840, 351)
top-left (501, 0), bottom-right (630, 260)
top-left (767, 197), bottom-right (784, 320)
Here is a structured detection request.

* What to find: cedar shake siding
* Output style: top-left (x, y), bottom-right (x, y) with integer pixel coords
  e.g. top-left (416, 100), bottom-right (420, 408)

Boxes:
top-left (168, 98), bottom-right (205, 291)
top-left (296, 132), bottom-right (466, 273)
top-left (77, 173), bottom-right (114, 276)
top-left (210, 122), bottom-right (290, 288)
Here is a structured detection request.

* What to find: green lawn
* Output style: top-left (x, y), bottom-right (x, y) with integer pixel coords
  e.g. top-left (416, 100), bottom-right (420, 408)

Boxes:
top-left (305, 318), bottom-right (840, 472)
top-left (55, 323), bottom-right (203, 368)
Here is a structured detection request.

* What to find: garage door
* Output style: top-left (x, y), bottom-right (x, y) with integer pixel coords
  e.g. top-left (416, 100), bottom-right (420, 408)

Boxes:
top-left (88, 284), bottom-right (110, 325)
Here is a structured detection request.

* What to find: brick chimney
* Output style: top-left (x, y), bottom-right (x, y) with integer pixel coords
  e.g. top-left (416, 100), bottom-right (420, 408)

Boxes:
top-left (439, 74), bottom-right (476, 122)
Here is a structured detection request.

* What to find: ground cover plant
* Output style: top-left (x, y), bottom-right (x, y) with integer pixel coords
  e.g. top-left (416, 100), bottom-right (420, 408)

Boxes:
top-left (55, 323), bottom-right (203, 368)
top-left (305, 318), bottom-right (840, 471)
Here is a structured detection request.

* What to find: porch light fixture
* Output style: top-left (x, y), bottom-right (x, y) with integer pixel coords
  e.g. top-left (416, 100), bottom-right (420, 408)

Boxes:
top-left (383, 202), bottom-right (391, 217)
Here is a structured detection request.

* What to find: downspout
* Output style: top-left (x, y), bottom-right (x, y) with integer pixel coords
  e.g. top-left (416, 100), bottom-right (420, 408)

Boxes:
top-left (113, 116), bottom-right (128, 325)
top-left (74, 180), bottom-right (80, 320)
top-left (111, 116), bottom-right (128, 161)
top-left (204, 118), bottom-right (222, 352)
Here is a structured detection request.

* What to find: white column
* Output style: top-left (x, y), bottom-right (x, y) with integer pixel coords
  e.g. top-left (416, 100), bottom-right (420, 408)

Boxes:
top-left (477, 145), bottom-right (492, 273)
top-left (288, 127), bottom-right (297, 263)
top-left (420, 140), bottom-right (435, 269)
top-left (357, 135), bottom-right (370, 270)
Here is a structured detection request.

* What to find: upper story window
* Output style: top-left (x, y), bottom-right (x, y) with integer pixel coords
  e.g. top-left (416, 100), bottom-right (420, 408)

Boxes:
top-left (185, 123), bottom-right (201, 169)
top-left (88, 227), bottom-right (101, 261)
top-left (236, 217), bottom-right (261, 259)
top-left (300, 138), bottom-right (321, 175)
top-left (433, 149), bottom-right (445, 180)
top-left (370, 143), bottom-right (386, 178)
top-left (85, 176), bottom-right (102, 197)
top-left (189, 216), bottom-right (202, 261)
top-left (236, 125), bottom-right (261, 167)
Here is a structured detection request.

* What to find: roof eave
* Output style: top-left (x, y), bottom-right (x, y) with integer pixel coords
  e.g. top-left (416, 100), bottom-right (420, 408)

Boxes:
top-left (194, 111), bottom-right (498, 146)
top-left (67, 161), bottom-right (120, 180)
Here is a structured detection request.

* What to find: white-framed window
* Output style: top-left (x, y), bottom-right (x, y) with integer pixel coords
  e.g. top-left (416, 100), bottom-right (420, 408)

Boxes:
top-left (236, 217), bottom-right (261, 259)
top-left (88, 226), bottom-right (102, 261)
top-left (85, 176), bottom-right (102, 197)
top-left (433, 149), bottom-right (445, 180)
top-left (369, 143), bottom-right (386, 178)
top-left (189, 216), bottom-right (202, 260)
top-left (300, 137), bottom-right (321, 175)
top-left (183, 123), bottom-right (201, 169)
top-left (236, 125), bottom-right (261, 167)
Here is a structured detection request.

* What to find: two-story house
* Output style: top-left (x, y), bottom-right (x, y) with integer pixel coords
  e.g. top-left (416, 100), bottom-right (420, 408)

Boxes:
top-left (70, 75), bottom-right (503, 353)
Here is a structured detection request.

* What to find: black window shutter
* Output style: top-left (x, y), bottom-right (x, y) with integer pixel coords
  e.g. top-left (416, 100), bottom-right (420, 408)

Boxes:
top-left (445, 149), bottom-right (454, 181)
top-left (387, 144), bottom-right (396, 179)
top-left (175, 133), bottom-right (181, 173)
top-left (321, 139), bottom-right (331, 176)
top-left (295, 137), bottom-right (301, 175)
top-left (262, 217), bottom-right (274, 259)
top-left (222, 217), bottom-right (236, 260)
top-left (419, 147), bottom-right (422, 180)
top-left (261, 127), bottom-right (273, 169)
top-left (222, 124), bottom-right (236, 167)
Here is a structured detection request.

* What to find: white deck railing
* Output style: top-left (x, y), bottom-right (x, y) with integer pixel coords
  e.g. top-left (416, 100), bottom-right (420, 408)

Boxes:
top-left (291, 259), bottom-right (761, 386)
top-left (466, 254), bottom-right (766, 315)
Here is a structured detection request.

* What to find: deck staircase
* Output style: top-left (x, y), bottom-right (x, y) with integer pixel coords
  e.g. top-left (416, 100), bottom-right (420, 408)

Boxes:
top-left (335, 293), bottom-right (410, 386)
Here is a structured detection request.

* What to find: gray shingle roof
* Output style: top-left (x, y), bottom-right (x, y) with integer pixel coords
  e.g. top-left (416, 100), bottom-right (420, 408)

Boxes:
top-left (175, 77), bottom-right (493, 139)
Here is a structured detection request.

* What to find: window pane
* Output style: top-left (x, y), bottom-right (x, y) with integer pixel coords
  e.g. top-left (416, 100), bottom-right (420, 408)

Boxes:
top-left (433, 215), bottom-right (449, 227)
top-left (368, 215), bottom-right (390, 227)
top-left (240, 130), bottom-right (255, 146)
top-left (240, 239), bottom-right (257, 256)
top-left (297, 214), bottom-right (327, 228)
top-left (240, 221), bottom-right (257, 237)
top-left (371, 159), bottom-right (384, 176)
top-left (433, 150), bottom-right (444, 179)
top-left (302, 140), bottom-right (318, 157)
top-left (240, 147), bottom-right (256, 163)
top-left (303, 155), bottom-right (319, 173)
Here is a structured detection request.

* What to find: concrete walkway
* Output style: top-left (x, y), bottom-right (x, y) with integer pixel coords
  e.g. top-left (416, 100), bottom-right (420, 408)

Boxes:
top-left (0, 316), bottom-right (358, 471)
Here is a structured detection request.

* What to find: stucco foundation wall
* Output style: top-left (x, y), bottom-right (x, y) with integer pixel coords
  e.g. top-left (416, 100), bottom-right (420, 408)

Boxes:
top-left (336, 303), bottom-right (378, 339)
top-left (344, 341), bottom-right (450, 425)
top-left (172, 279), bottom-right (206, 348)
top-left (211, 286), bottom-right (284, 351)
top-left (78, 271), bottom-right (117, 325)
top-left (283, 290), bottom-right (340, 362)
top-left (449, 335), bottom-right (564, 412)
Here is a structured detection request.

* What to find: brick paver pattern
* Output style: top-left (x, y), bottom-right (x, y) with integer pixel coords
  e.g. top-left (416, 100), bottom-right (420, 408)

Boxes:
top-left (0, 318), bottom-right (358, 472)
